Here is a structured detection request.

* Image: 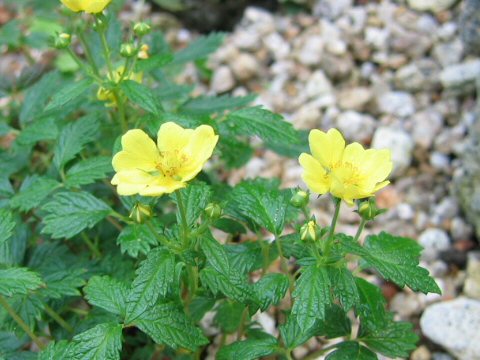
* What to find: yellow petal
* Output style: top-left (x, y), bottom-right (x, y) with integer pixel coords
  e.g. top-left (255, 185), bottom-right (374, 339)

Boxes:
top-left (139, 177), bottom-right (186, 196)
top-left (342, 142), bottom-right (367, 165)
top-left (185, 125), bottom-right (219, 163)
top-left (362, 149), bottom-right (393, 182)
top-left (82, 0), bottom-right (112, 13)
top-left (309, 128), bottom-right (345, 169)
top-left (111, 170), bottom-right (155, 196)
top-left (60, 0), bottom-right (83, 11)
top-left (299, 153), bottom-right (330, 194)
top-left (112, 129), bottom-right (160, 172)
top-left (157, 122), bottom-right (193, 152)
top-left (373, 180), bottom-right (390, 192)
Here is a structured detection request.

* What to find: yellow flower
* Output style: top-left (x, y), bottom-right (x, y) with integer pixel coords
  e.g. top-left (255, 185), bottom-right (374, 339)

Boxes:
top-left (112, 122), bottom-right (219, 196)
top-left (299, 129), bottom-right (392, 206)
top-left (60, 0), bottom-right (112, 13)
top-left (97, 66), bottom-right (142, 107)
top-left (137, 44), bottom-right (149, 60)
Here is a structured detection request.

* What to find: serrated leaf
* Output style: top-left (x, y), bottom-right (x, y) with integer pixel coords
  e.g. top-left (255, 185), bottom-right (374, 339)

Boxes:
top-left (0, 267), bottom-right (43, 296)
top-left (217, 136), bottom-right (253, 169)
top-left (292, 265), bottom-right (331, 330)
top-left (329, 267), bottom-right (360, 311)
top-left (38, 340), bottom-right (73, 360)
top-left (135, 302), bottom-right (208, 351)
top-left (217, 333), bottom-right (278, 360)
top-left (120, 80), bottom-right (161, 115)
top-left (227, 106), bottom-right (299, 145)
top-left (125, 248), bottom-right (175, 323)
top-left (214, 300), bottom-right (245, 333)
top-left (213, 218), bottom-right (247, 235)
top-left (200, 266), bottom-right (255, 303)
top-left (0, 209), bottom-right (15, 245)
top-left (173, 183), bottom-right (211, 227)
top-left (200, 232), bottom-right (230, 275)
top-left (10, 176), bottom-right (60, 212)
top-left (181, 94), bottom-right (256, 115)
top-left (41, 191), bottom-right (111, 239)
top-left (44, 78), bottom-right (92, 112)
top-left (53, 115), bottom-right (100, 170)
top-left (280, 313), bottom-right (321, 350)
top-left (355, 277), bottom-right (387, 330)
top-left (71, 322), bottom-right (122, 360)
top-left (342, 232), bottom-right (441, 294)
top-left (116, 224), bottom-right (158, 258)
top-left (174, 33), bottom-right (225, 63)
top-left (16, 117), bottom-right (58, 145)
top-left (319, 304), bottom-right (352, 339)
top-left (189, 295), bottom-right (216, 323)
top-left (326, 342), bottom-right (377, 360)
top-left (224, 242), bottom-right (264, 274)
top-left (135, 53), bottom-right (173, 72)
top-left (84, 276), bottom-right (128, 317)
top-left (254, 273), bottom-right (289, 311)
top-left (41, 268), bottom-right (86, 299)
top-left (278, 233), bottom-right (310, 260)
top-left (65, 157), bottom-right (112, 187)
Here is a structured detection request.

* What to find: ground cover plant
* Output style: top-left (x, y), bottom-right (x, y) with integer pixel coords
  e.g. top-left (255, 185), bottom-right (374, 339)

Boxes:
top-left (0, 0), bottom-right (441, 359)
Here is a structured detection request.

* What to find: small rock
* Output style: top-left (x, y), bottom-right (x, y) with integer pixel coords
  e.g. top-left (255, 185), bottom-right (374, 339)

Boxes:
top-left (232, 30), bottom-right (261, 51)
top-left (412, 110), bottom-right (444, 149)
top-left (438, 22), bottom-right (457, 41)
top-left (337, 87), bottom-right (373, 111)
top-left (313, 0), bottom-right (353, 19)
top-left (421, 297), bottom-right (480, 360)
top-left (432, 353), bottom-right (454, 360)
top-left (450, 217), bottom-right (473, 241)
top-left (390, 292), bottom-right (423, 318)
top-left (263, 32), bottom-right (290, 60)
top-left (411, 346), bottom-right (432, 360)
top-left (321, 53), bottom-right (353, 80)
top-left (376, 92), bottom-right (416, 118)
top-left (395, 59), bottom-right (439, 91)
top-left (432, 197), bottom-right (459, 224)
top-left (430, 151), bottom-right (450, 171)
top-left (365, 27), bottom-right (390, 50)
top-left (396, 203), bottom-right (415, 220)
top-left (243, 7), bottom-right (275, 35)
top-left (407, 0), bottom-right (457, 12)
top-left (211, 66), bottom-right (235, 93)
top-left (296, 35), bottom-right (324, 66)
top-left (440, 60), bottom-right (480, 92)
top-left (336, 111), bottom-right (376, 143)
top-left (372, 127), bottom-right (414, 177)
top-left (305, 70), bottom-right (333, 99)
top-left (230, 53), bottom-right (259, 82)
top-left (464, 251), bottom-right (480, 300)
top-left (433, 39), bottom-right (464, 68)
top-left (418, 228), bottom-right (451, 262)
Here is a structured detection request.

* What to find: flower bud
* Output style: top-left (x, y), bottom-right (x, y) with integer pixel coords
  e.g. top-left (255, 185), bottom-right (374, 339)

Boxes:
top-left (300, 220), bottom-right (319, 242)
top-left (133, 22), bottom-right (151, 36)
top-left (53, 33), bottom-right (71, 49)
top-left (205, 203), bottom-right (222, 221)
top-left (137, 44), bottom-right (149, 59)
top-left (358, 198), bottom-right (386, 221)
top-left (93, 15), bottom-right (107, 32)
top-left (120, 43), bottom-right (136, 58)
top-left (129, 203), bottom-right (152, 224)
top-left (290, 190), bottom-right (309, 208)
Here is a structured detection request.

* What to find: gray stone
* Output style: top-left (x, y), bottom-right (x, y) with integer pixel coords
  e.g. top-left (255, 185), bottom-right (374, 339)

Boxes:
top-left (313, 0), bottom-right (353, 20)
top-left (305, 70), bottom-right (333, 99)
top-left (230, 53), bottom-right (259, 82)
top-left (438, 22), bottom-right (457, 41)
top-left (372, 127), bottom-right (414, 177)
top-left (421, 297), bottom-right (480, 360)
top-left (210, 66), bottom-right (235, 93)
top-left (412, 110), bottom-right (444, 149)
top-left (430, 151), bottom-right (450, 171)
top-left (395, 59), bottom-right (439, 91)
top-left (432, 39), bottom-right (464, 68)
top-left (365, 27), bottom-right (390, 50)
top-left (464, 251), bottom-right (480, 300)
top-left (263, 32), bottom-right (290, 60)
top-left (336, 111), bottom-right (375, 143)
top-left (450, 217), bottom-right (473, 241)
top-left (407, 0), bottom-right (457, 12)
top-left (377, 92), bottom-right (416, 118)
top-left (296, 35), bottom-right (324, 66)
top-left (390, 292), bottom-right (423, 318)
top-left (440, 60), bottom-right (480, 92)
top-left (337, 87), bottom-right (372, 111)
top-left (418, 228), bottom-right (451, 261)
top-left (232, 30), bottom-right (261, 51)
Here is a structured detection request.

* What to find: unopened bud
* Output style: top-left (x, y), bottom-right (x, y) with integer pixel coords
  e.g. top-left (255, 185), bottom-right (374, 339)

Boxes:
top-left (93, 15), bottom-right (107, 32)
top-left (120, 43), bottom-right (135, 58)
top-left (129, 203), bottom-right (152, 224)
top-left (54, 33), bottom-right (71, 49)
top-left (133, 22), bottom-right (151, 36)
top-left (358, 198), bottom-right (386, 221)
top-left (137, 44), bottom-right (149, 59)
top-left (300, 220), bottom-right (319, 242)
top-left (290, 190), bottom-right (309, 208)
top-left (205, 203), bottom-right (222, 221)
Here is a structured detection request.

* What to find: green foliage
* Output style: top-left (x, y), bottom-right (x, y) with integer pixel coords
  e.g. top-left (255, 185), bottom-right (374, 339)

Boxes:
top-left (173, 32), bottom-right (225, 63)
top-left (0, 268), bottom-right (44, 296)
top-left (11, 176), bottom-right (60, 212)
top-left (180, 94), bottom-right (256, 115)
top-left (44, 78), bottom-right (92, 113)
top-left (116, 223), bottom-right (158, 258)
top-left (120, 80), bottom-right (162, 115)
top-left (65, 157), bottom-right (112, 187)
top-left (326, 342), bottom-right (377, 360)
top-left (253, 273), bottom-right (289, 311)
top-left (70, 322), bottom-right (123, 360)
top-left (217, 333), bottom-right (279, 360)
top-left (84, 276), bottom-right (128, 317)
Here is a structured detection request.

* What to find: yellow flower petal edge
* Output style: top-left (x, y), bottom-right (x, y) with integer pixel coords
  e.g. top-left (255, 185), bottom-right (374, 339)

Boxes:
top-left (299, 128), bottom-right (393, 205)
top-left (112, 122), bottom-right (219, 197)
top-left (60, 0), bottom-right (112, 13)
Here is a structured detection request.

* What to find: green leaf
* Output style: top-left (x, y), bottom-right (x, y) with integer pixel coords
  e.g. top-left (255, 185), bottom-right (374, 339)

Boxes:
top-left (224, 242), bottom-right (267, 274)
top-left (278, 233), bottom-right (310, 260)
top-left (44, 78), bottom-right (92, 112)
top-left (214, 300), bottom-right (245, 333)
top-left (355, 277), bottom-right (387, 330)
top-left (254, 273), bottom-right (289, 311)
top-left (38, 340), bottom-right (73, 360)
top-left (200, 233), bottom-right (230, 275)
top-left (319, 304), bottom-right (352, 338)
top-left (360, 314), bottom-right (418, 358)
top-left (329, 267), bottom-right (360, 311)
top-left (189, 295), bottom-right (216, 322)
top-left (125, 248), bottom-right (175, 323)
top-left (120, 80), bottom-right (161, 115)
top-left (217, 136), bottom-right (253, 169)
top-left (16, 117), bottom-right (58, 145)
top-left (292, 265), bottom-right (331, 330)
top-left (71, 322), bottom-right (123, 360)
top-left (173, 183), bottom-right (211, 227)
top-left (41, 191), bottom-right (112, 239)
top-left (41, 268), bottom-right (86, 299)
top-left (180, 94), bottom-right (256, 115)
top-left (217, 333), bottom-right (279, 360)
top-left (227, 106), bottom-right (299, 145)
top-left (200, 266), bottom-right (255, 303)
top-left (10, 176), bottom-right (60, 212)
top-left (174, 33), bottom-right (225, 63)
top-left (342, 232), bottom-right (441, 294)
top-left (326, 342), bottom-right (377, 360)
top-left (280, 313), bottom-right (320, 350)
top-left (135, 53), bottom-right (173, 72)
top-left (213, 218), bottom-right (246, 235)
top-left (84, 276), bottom-right (128, 317)
top-left (53, 115), bottom-right (100, 170)
top-left (65, 157), bottom-right (112, 187)
top-left (116, 224), bottom-right (158, 258)
top-left (0, 209), bottom-right (15, 245)
top-left (135, 302), bottom-right (208, 351)
top-left (0, 267), bottom-right (43, 296)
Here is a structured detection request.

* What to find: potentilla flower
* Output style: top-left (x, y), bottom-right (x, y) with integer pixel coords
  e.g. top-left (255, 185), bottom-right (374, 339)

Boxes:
top-left (299, 128), bottom-right (392, 206)
top-left (60, 0), bottom-right (112, 13)
top-left (97, 66), bottom-right (142, 107)
top-left (112, 122), bottom-right (219, 196)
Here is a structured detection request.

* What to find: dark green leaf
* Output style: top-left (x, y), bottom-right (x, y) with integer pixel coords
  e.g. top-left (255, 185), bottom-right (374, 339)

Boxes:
top-left (10, 176), bottom-right (60, 212)
top-left (44, 78), bottom-right (92, 112)
top-left (41, 191), bottom-right (111, 239)
top-left (214, 300), bottom-right (245, 333)
top-left (0, 209), bottom-right (15, 245)
top-left (121, 80), bottom-right (161, 115)
top-left (278, 234), bottom-right (309, 259)
top-left (173, 183), bottom-right (211, 227)
top-left (329, 267), bottom-right (360, 311)
top-left (181, 94), bottom-right (256, 115)
top-left (84, 276), bottom-right (128, 317)
top-left (254, 273), bottom-right (289, 311)
top-left (280, 313), bottom-right (321, 350)
top-left (0, 267), bottom-right (43, 296)
top-left (71, 322), bottom-right (123, 360)
top-left (326, 342), bottom-right (377, 360)
top-left (200, 266), bottom-right (255, 303)
top-left (213, 218), bottom-right (246, 235)
top-left (65, 157), bottom-right (112, 187)
top-left (217, 333), bottom-right (278, 360)
top-left (200, 232), bottom-right (230, 275)
top-left (16, 117), bottom-right (58, 145)
top-left (135, 53), bottom-right (173, 72)
top-left (217, 137), bottom-right (253, 169)
top-left (38, 340), bottom-right (73, 360)
top-left (41, 268), bottom-right (86, 299)
top-left (174, 33), bottom-right (225, 63)
top-left (189, 295), bottom-right (216, 322)
top-left (355, 277), bottom-right (387, 330)
top-left (125, 248), bottom-right (175, 323)
top-left (116, 224), bottom-right (158, 258)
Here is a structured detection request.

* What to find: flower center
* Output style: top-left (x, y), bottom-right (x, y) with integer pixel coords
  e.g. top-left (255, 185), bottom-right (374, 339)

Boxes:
top-left (331, 161), bottom-right (364, 186)
top-left (156, 150), bottom-right (188, 178)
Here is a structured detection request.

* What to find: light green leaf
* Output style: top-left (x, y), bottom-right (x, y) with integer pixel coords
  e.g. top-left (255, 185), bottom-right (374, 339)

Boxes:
top-left (180, 94), bottom-right (256, 115)
top-left (200, 232), bottom-right (230, 275)
top-left (38, 340), bottom-right (73, 360)
top-left (41, 191), bottom-right (111, 239)
top-left (292, 265), bottom-right (331, 330)
top-left (65, 157), bottom-right (112, 187)
top-left (173, 33), bottom-right (225, 63)
top-left (254, 273), bottom-right (289, 311)
top-left (214, 300), bottom-right (246, 333)
top-left (121, 80), bottom-right (161, 115)
top-left (44, 78), bottom-right (92, 112)
top-left (10, 176), bottom-right (60, 212)
top-left (326, 342), bottom-right (377, 360)
top-left (200, 266), bottom-right (255, 303)
top-left (16, 117), bottom-right (58, 145)
top-left (41, 268), bottom-right (86, 299)
top-left (116, 224), bottom-right (158, 258)
top-left (135, 53), bottom-right (173, 72)
top-left (172, 183), bottom-right (211, 227)
top-left (0, 209), bottom-right (15, 245)
top-left (84, 276), bottom-right (128, 317)
top-left (217, 333), bottom-right (279, 360)
top-left (329, 267), bottom-right (360, 311)
top-left (71, 322), bottom-right (122, 360)
top-left (125, 248), bottom-right (175, 323)
top-left (135, 302), bottom-right (208, 351)
top-left (0, 267), bottom-right (44, 296)
top-left (355, 277), bottom-right (387, 330)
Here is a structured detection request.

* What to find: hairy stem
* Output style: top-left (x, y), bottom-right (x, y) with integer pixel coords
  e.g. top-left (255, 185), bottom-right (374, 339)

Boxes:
top-left (354, 219), bottom-right (367, 242)
top-left (81, 232), bottom-right (101, 258)
top-left (43, 304), bottom-right (74, 333)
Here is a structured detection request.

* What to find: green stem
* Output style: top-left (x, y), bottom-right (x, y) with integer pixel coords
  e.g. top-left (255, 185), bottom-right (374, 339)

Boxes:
top-left (185, 264), bottom-right (198, 309)
top-left (97, 25), bottom-right (114, 78)
top-left (0, 295), bottom-right (45, 349)
top-left (43, 304), bottom-right (74, 333)
top-left (354, 219), bottom-right (366, 242)
top-left (236, 306), bottom-right (249, 340)
top-left (145, 221), bottom-right (173, 249)
top-left (175, 190), bottom-right (189, 247)
top-left (78, 31), bottom-right (100, 77)
top-left (112, 90), bottom-right (128, 132)
top-left (304, 344), bottom-right (339, 360)
top-left (65, 48), bottom-right (102, 83)
top-left (324, 198), bottom-right (341, 258)
top-left (81, 233), bottom-right (101, 258)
